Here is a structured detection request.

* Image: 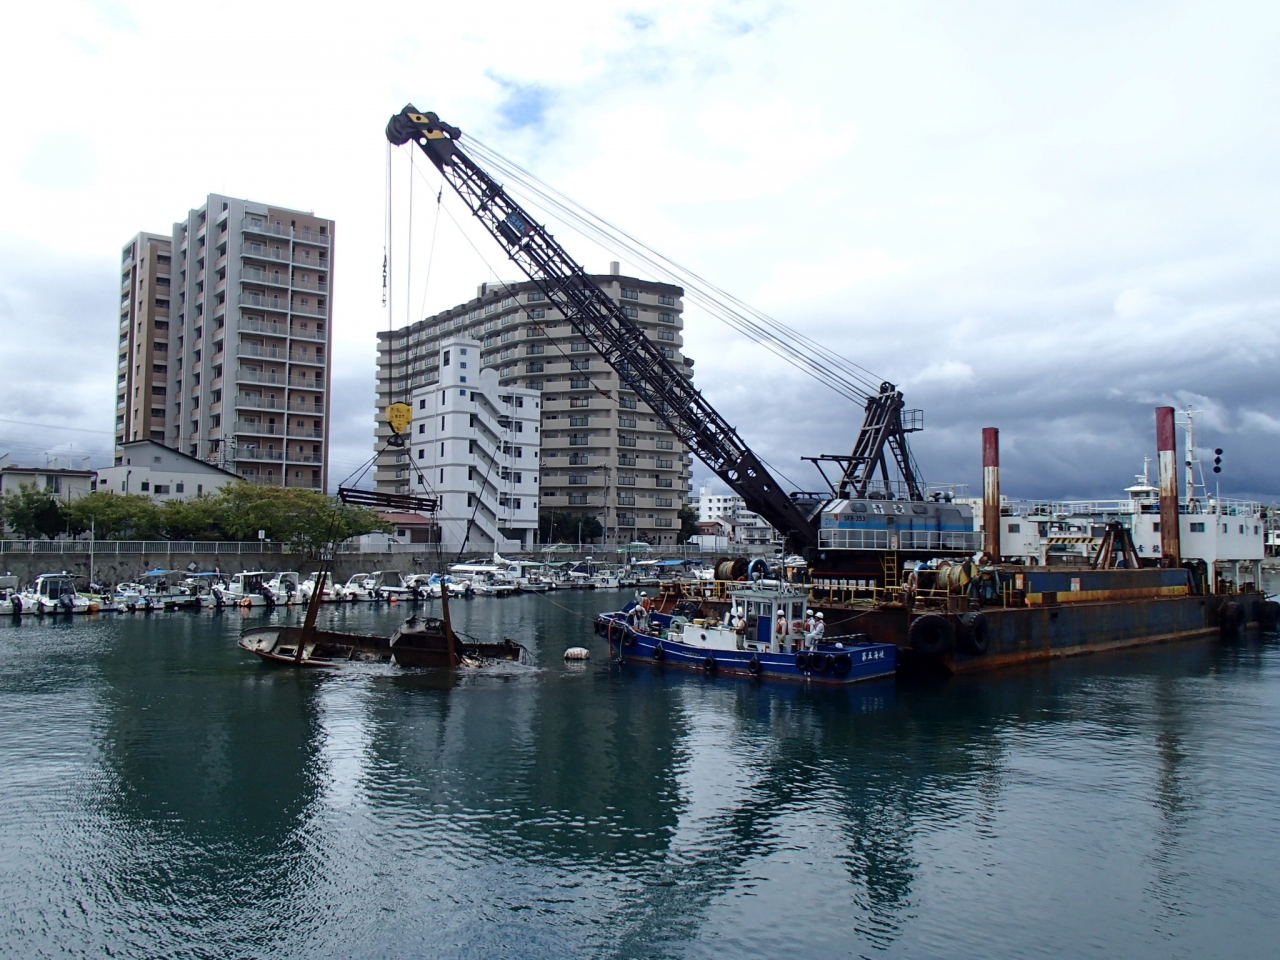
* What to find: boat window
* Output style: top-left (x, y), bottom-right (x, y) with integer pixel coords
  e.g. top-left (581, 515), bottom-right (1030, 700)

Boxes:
top-left (850, 502), bottom-right (867, 513)
top-left (911, 504), bottom-right (928, 515)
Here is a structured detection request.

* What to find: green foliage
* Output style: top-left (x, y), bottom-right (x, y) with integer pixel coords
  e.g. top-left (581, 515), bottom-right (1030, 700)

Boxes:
top-left (68, 491), bottom-right (164, 539)
top-left (58, 482), bottom-right (390, 549)
top-left (1, 483), bottom-right (68, 539)
top-left (677, 505), bottom-right (700, 544)
top-left (538, 511), bottom-right (603, 543)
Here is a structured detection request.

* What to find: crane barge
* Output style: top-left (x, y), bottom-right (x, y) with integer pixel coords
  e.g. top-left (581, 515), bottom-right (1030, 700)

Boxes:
top-left (387, 105), bottom-right (1270, 677)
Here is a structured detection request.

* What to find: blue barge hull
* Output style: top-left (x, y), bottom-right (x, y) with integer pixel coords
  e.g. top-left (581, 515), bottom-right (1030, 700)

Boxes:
top-left (594, 610), bottom-right (897, 684)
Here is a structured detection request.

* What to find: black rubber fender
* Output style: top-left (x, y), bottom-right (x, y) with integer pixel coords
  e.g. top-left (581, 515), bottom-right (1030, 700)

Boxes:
top-left (815, 653), bottom-right (834, 673)
top-left (957, 612), bottom-right (990, 656)
top-left (794, 651), bottom-right (810, 672)
top-left (1260, 600), bottom-right (1280, 630)
top-left (832, 652), bottom-right (852, 676)
top-left (909, 614), bottom-right (955, 658)
top-left (1219, 600), bottom-right (1243, 638)
top-left (747, 655), bottom-right (761, 674)
top-left (703, 653), bottom-right (718, 672)
top-left (651, 642), bottom-right (665, 661)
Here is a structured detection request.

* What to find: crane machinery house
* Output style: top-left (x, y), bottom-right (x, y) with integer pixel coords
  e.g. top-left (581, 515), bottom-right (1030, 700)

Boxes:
top-left (405, 337), bottom-right (540, 551)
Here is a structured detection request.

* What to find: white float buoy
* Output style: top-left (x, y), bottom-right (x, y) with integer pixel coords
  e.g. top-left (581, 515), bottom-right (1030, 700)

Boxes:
top-left (563, 647), bottom-right (591, 660)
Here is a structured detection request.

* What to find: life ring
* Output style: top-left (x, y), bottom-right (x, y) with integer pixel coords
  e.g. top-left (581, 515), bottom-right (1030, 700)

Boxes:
top-left (794, 651), bottom-right (811, 672)
top-left (832, 652), bottom-right (852, 676)
top-left (703, 653), bottom-right (718, 672)
top-left (957, 612), bottom-right (990, 656)
top-left (651, 643), bottom-right (665, 661)
top-left (908, 614), bottom-right (954, 658)
top-left (747, 655), bottom-right (761, 675)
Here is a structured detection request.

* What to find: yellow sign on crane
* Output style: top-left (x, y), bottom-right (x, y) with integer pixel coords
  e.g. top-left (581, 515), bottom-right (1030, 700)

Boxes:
top-left (386, 402), bottom-right (413, 435)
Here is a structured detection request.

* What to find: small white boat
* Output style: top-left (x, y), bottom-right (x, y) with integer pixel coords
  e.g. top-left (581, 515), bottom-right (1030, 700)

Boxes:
top-left (0, 576), bottom-right (24, 615)
top-left (21, 573), bottom-right (94, 615)
top-left (213, 571), bottom-right (275, 607)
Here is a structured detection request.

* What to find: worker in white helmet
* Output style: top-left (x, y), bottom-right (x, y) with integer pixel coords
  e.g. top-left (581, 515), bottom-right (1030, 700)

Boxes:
top-left (804, 611), bottom-right (825, 646)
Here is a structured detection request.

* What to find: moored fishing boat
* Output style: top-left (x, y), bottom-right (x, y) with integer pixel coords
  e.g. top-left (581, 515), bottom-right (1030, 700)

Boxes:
top-left (596, 579), bottom-right (897, 684)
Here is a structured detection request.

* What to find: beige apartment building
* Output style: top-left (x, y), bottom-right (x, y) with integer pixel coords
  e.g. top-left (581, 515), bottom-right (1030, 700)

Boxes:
top-left (374, 266), bottom-right (693, 544)
top-left (117, 195), bottom-right (334, 490)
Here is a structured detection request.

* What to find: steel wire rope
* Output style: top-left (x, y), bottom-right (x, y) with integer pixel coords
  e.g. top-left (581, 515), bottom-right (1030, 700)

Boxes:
top-left (475, 156), bottom-right (877, 403)
top-left (408, 157), bottom-right (617, 404)
top-left (466, 137), bottom-right (886, 394)
top-left (465, 138), bottom-right (885, 401)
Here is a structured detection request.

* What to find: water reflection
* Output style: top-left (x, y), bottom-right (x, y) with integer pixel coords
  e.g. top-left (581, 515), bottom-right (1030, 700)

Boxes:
top-left (0, 600), bottom-right (1275, 957)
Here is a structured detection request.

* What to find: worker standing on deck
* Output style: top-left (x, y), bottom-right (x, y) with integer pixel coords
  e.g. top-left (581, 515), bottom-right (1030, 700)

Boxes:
top-left (805, 612), bottom-right (825, 647)
top-left (777, 610), bottom-right (791, 652)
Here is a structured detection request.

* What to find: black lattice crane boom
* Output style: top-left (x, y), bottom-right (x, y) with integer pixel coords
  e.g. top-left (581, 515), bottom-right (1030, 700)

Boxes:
top-left (387, 106), bottom-right (818, 548)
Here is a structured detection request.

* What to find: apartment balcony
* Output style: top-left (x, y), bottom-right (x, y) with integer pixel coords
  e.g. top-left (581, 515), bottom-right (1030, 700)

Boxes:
top-left (241, 267), bottom-right (290, 289)
top-left (288, 351), bottom-right (325, 366)
top-left (236, 396), bottom-right (285, 411)
top-left (238, 447), bottom-right (284, 462)
top-left (291, 278), bottom-right (328, 293)
top-left (290, 302), bottom-right (327, 318)
top-left (285, 451), bottom-right (324, 464)
top-left (241, 218), bottom-right (289, 239)
top-left (290, 326), bottom-right (326, 341)
top-left (292, 251), bottom-right (328, 267)
top-left (288, 400), bottom-right (325, 415)
top-left (234, 421), bottom-right (283, 436)
top-left (240, 293), bottom-right (289, 312)
top-left (286, 427), bottom-right (325, 439)
top-left (236, 369), bottom-right (286, 386)
top-left (242, 242), bottom-right (291, 263)
top-left (240, 317), bottom-right (289, 337)
top-left (237, 343), bottom-right (288, 361)
top-left (292, 230), bottom-right (329, 247)
top-left (287, 376), bottom-right (325, 389)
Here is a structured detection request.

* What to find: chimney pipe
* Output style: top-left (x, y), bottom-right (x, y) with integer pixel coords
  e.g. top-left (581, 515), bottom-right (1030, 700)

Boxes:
top-left (982, 427), bottom-right (1000, 562)
top-left (1156, 406), bottom-right (1181, 566)
top-left (609, 261), bottom-right (620, 276)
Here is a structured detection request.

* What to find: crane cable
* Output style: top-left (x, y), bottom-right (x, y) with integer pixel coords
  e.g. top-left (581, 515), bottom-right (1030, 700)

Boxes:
top-left (464, 137), bottom-right (886, 403)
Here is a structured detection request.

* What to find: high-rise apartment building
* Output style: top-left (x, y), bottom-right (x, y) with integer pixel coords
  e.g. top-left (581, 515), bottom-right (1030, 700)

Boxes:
top-left (117, 195), bottom-right (334, 490)
top-left (375, 266), bottom-right (693, 545)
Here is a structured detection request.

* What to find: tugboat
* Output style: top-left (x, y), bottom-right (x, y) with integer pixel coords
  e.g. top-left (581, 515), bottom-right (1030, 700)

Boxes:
top-left (595, 578), bottom-right (896, 684)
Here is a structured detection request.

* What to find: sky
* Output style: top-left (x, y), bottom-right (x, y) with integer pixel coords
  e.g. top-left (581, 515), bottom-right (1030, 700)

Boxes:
top-left (2, 0), bottom-right (1279, 503)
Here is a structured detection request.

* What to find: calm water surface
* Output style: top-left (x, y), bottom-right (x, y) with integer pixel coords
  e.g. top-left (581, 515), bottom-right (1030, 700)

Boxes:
top-left (0, 590), bottom-right (1276, 958)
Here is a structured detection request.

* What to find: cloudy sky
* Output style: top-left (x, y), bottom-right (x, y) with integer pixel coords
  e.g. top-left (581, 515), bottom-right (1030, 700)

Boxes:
top-left (3, 1), bottom-right (1279, 503)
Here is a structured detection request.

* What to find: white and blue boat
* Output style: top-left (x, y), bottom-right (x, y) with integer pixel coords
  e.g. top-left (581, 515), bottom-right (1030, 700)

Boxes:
top-left (595, 580), bottom-right (897, 684)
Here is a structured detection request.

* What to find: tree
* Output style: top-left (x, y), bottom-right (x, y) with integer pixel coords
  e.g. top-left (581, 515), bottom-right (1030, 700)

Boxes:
top-left (68, 491), bottom-right (164, 539)
top-left (159, 495), bottom-right (225, 540)
top-left (538, 511), bottom-right (603, 543)
top-left (677, 505), bottom-right (699, 544)
top-left (212, 482), bottom-right (388, 553)
top-left (1, 483), bottom-right (67, 539)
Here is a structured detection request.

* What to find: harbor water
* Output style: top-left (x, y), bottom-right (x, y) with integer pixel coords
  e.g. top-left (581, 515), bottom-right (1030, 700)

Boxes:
top-left (0, 589), bottom-right (1277, 958)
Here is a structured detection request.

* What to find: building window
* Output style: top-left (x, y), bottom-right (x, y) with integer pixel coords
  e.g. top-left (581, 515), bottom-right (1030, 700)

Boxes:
top-left (658, 329), bottom-right (675, 341)
top-left (623, 305), bottom-right (638, 319)
top-left (620, 288), bottom-right (639, 301)
top-left (570, 342), bottom-right (589, 353)
top-left (659, 294), bottom-right (675, 306)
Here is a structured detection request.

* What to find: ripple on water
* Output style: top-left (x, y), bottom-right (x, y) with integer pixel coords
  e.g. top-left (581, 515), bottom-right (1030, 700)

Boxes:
top-left (0, 606), bottom-right (1278, 957)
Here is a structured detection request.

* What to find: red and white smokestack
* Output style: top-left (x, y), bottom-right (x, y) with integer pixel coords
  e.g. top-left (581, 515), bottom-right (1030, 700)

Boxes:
top-left (1156, 406), bottom-right (1182, 566)
top-left (982, 427), bottom-right (1001, 562)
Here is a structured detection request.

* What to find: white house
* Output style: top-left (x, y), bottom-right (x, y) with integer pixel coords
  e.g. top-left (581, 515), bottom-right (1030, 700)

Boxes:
top-left (406, 338), bottom-right (540, 550)
top-left (691, 485), bottom-right (781, 545)
top-left (95, 440), bottom-right (239, 501)
top-left (0, 454), bottom-right (96, 503)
